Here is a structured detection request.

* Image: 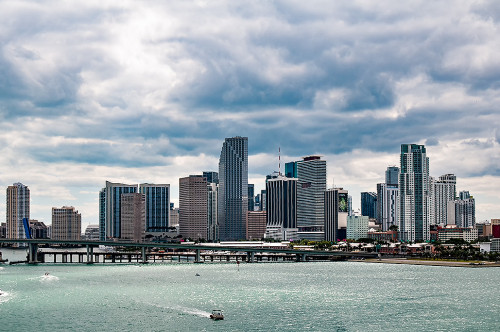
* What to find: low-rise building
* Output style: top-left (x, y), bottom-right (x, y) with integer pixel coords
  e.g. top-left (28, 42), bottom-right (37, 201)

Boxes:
top-left (29, 220), bottom-right (48, 239)
top-left (437, 226), bottom-right (478, 243)
top-left (367, 230), bottom-right (398, 242)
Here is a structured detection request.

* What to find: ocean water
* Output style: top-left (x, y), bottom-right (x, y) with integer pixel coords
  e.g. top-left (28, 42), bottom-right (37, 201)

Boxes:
top-left (1, 249), bottom-right (499, 331)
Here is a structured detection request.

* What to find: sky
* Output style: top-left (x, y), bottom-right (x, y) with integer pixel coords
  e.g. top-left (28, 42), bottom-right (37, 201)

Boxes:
top-left (1, 0), bottom-right (499, 230)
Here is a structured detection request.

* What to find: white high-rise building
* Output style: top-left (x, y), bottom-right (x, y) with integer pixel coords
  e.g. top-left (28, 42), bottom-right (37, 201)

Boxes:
top-left (347, 215), bottom-right (369, 240)
top-left (265, 176), bottom-right (298, 241)
top-left (377, 183), bottom-right (399, 231)
top-left (432, 174), bottom-right (456, 226)
top-left (447, 191), bottom-right (475, 228)
top-left (398, 144), bottom-right (431, 242)
top-left (6, 183), bottom-right (30, 240)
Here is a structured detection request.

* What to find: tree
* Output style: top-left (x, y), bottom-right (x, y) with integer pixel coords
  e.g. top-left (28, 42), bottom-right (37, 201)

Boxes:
top-left (389, 225), bottom-right (398, 232)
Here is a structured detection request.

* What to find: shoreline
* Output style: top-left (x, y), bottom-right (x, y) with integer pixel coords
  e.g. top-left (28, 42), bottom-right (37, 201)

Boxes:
top-left (360, 258), bottom-right (500, 268)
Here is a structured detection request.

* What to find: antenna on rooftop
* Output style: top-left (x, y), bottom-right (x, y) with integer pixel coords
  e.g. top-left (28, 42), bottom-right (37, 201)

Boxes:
top-left (278, 146), bottom-right (281, 176)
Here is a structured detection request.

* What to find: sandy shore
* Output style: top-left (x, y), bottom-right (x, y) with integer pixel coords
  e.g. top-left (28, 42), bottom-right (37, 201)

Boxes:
top-left (359, 258), bottom-right (500, 268)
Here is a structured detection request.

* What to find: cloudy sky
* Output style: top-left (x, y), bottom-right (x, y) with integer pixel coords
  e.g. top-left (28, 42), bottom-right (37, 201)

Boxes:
top-left (1, 0), bottom-right (499, 229)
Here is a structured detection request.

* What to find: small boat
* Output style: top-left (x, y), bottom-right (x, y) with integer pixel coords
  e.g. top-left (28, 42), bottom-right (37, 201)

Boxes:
top-left (210, 309), bottom-right (224, 320)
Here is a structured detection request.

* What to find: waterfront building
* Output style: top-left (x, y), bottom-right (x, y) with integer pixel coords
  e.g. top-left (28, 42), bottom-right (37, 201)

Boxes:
top-left (0, 222), bottom-right (6, 238)
top-left (367, 230), bottom-right (398, 242)
top-left (376, 183), bottom-right (399, 231)
top-left (179, 175), bottom-right (208, 240)
top-left (265, 176), bottom-right (298, 241)
top-left (491, 238), bottom-right (500, 252)
top-left (84, 224), bottom-right (100, 241)
top-left (218, 137), bottom-right (248, 241)
top-left (169, 204), bottom-right (179, 228)
top-left (246, 211), bottom-right (267, 240)
top-left (52, 206), bottom-right (81, 241)
top-left (207, 182), bottom-right (218, 241)
top-left (6, 183), bottom-right (30, 240)
top-left (385, 166), bottom-right (399, 186)
top-left (99, 181), bottom-right (138, 240)
top-left (324, 188), bottom-right (348, 242)
top-left (139, 183), bottom-right (170, 233)
top-left (398, 144), bottom-right (431, 242)
top-left (292, 156), bottom-right (327, 240)
top-left (29, 220), bottom-right (48, 239)
top-left (432, 174), bottom-right (456, 225)
top-left (447, 192), bottom-right (475, 228)
top-left (120, 193), bottom-right (146, 242)
top-left (361, 192), bottom-right (377, 219)
top-left (347, 215), bottom-right (369, 240)
top-left (437, 226), bottom-right (478, 243)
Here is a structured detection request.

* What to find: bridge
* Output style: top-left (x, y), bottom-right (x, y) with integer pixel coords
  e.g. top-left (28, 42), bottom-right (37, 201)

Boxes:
top-left (0, 239), bottom-right (378, 264)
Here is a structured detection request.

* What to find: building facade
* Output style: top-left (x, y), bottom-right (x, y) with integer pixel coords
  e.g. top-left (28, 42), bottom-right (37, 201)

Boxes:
top-left (447, 193), bottom-right (475, 228)
top-left (432, 174), bottom-right (456, 225)
top-left (293, 156), bottom-right (327, 240)
top-left (179, 175), bottom-right (208, 240)
top-left (139, 184), bottom-right (170, 233)
top-left (265, 176), bottom-right (298, 241)
top-left (120, 193), bottom-right (146, 242)
top-left (398, 144), bottom-right (431, 242)
top-left (376, 183), bottom-right (399, 231)
top-left (385, 166), bottom-right (399, 186)
top-left (84, 224), bottom-right (100, 241)
top-left (347, 215), bottom-right (369, 240)
top-left (324, 188), bottom-right (348, 242)
top-left (6, 183), bottom-right (30, 240)
top-left (361, 192), bottom-right (377, 219)
top-left (246, 211), bottom-right (267, 240)
top-left (52, 206), bottom-right (81, 241)
top-left (218, 137), bottom-right (248, 240)
top-left (99, 181), bottom-right (138, 240)
top-left (207, 182), bottom-right (218, 241)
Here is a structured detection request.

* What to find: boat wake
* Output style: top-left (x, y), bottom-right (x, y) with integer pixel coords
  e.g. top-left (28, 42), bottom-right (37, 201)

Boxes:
top-left (136, 300), bottom-right (211, 318)
top-left (0, 290), bottom-right (13, 303)
top-left (29, 274), bottom-right (60, 282)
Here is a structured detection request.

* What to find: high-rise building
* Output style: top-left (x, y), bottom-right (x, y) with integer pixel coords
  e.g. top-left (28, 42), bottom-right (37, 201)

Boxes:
top-left (218, 137), bottom-right (248, 240)
top-left (447, 191), bottom-right (475, 228)
top-left (179, 175), bottom-right (208, 240)
top-left (169, 204), bottom-right (179, 228)
top-left (265, 176), bottom-right (298, 240)
top-left (324, 188), bottom-right (348, 242)
top-left (377, 183), bottom-right (399, 231)
top-left (246, 211), bottom-right (267, 240)
top-left (120, 193), bottom-right (146, 242)
top-left (203, 171), bottom-right (219, 185)
top-left (84, 224), bottom-right (100, 241)
top-left (385, 166), bottom-right (399, 186)
top-left (432, 174), bottom-right (456, 225)
top-left (52, 206), bottom-right (81, 241)
top-left (260, 190), bottom-right (267, 211)
top-left (139, 184), bottom-right (170, 233)
top-left (6, 183), bottom-right (30, 240)
top-left (207, 182), bottom-right (218, 241)
top-left (29, 220), bottom-right (48, 239)
top-left (347, 215), bottom-right (369, 240)
top-left (398, 144), bottom-right (431, 242)
top-left (293, 156), bottom-right (327, 241)
top-left (248, 184), bottom-right (255, 212)
top-left (361, 192), bottom-right (377, 219)
top-left (99, 181), bottom-right (138, 240)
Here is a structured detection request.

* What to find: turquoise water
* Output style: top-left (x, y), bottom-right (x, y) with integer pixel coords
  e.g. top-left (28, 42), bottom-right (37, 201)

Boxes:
top-left (1, 249), bottom-right (499, 331)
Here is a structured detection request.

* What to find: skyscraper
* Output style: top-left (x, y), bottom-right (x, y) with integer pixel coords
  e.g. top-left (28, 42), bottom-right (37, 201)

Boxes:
top-left (203, 171), bottom-right (219, 185)
top-left (294, 156), bottom-right (327, 240)
top-left (360, 192), bottom-right (377, 219)
top-left (265, 176), bottom-right (298, 240)
top-left (324, 188), bottom-right (348, 242)
top-left (179, 175), bottom-right (208, 240)
top-left (207, 182), bottom-right (218, 241)
top-left (218, 137), bottom-right (248, 240)
top-left (120, 193), bottom-right (146, 242)
top-left (377, 183), bottom-right (399, 231)
top-left (99, 181), bottom-right (138, 240)
top-left (139, 183), bottom-right (170, 233)
top-left (448, 191), bottom-right (475, 228)
top-left (385, 166), bottom-right (399, 186)
top-left (52, 206), bottom-right (81, 241)
top-left (248, 184), bottom-right (255, 212)
top-left (398, 144), bottom-right (431, 242)
top-left (432, 174), bottom-right (456, 225)
top-left (6, 183), bottom-right (30, 240)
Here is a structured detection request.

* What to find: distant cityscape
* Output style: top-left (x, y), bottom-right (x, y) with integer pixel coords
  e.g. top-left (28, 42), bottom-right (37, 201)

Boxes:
top-left (2, 137), bottom-right (500, 254)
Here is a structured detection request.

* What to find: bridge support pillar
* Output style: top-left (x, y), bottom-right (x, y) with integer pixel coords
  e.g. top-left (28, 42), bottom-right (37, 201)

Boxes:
top-left (86, 245), bottom-right (94, 264)
top-left (195, 249), bottom-right (201, 263)
top-left (28, 243), bottom-right (39, 263)
top-left (141, 247), bottom-right (147, 263)
top-left (247, 252), bottom-right (255, 263)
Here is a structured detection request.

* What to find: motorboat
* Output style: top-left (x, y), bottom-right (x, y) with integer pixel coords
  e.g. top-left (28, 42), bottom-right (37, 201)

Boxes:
top-left (210, 310), bottom-right (224, 320)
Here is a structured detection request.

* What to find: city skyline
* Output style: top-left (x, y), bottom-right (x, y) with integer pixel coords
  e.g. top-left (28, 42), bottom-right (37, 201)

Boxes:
top-left (1, 1), bottom-right (499, 229)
